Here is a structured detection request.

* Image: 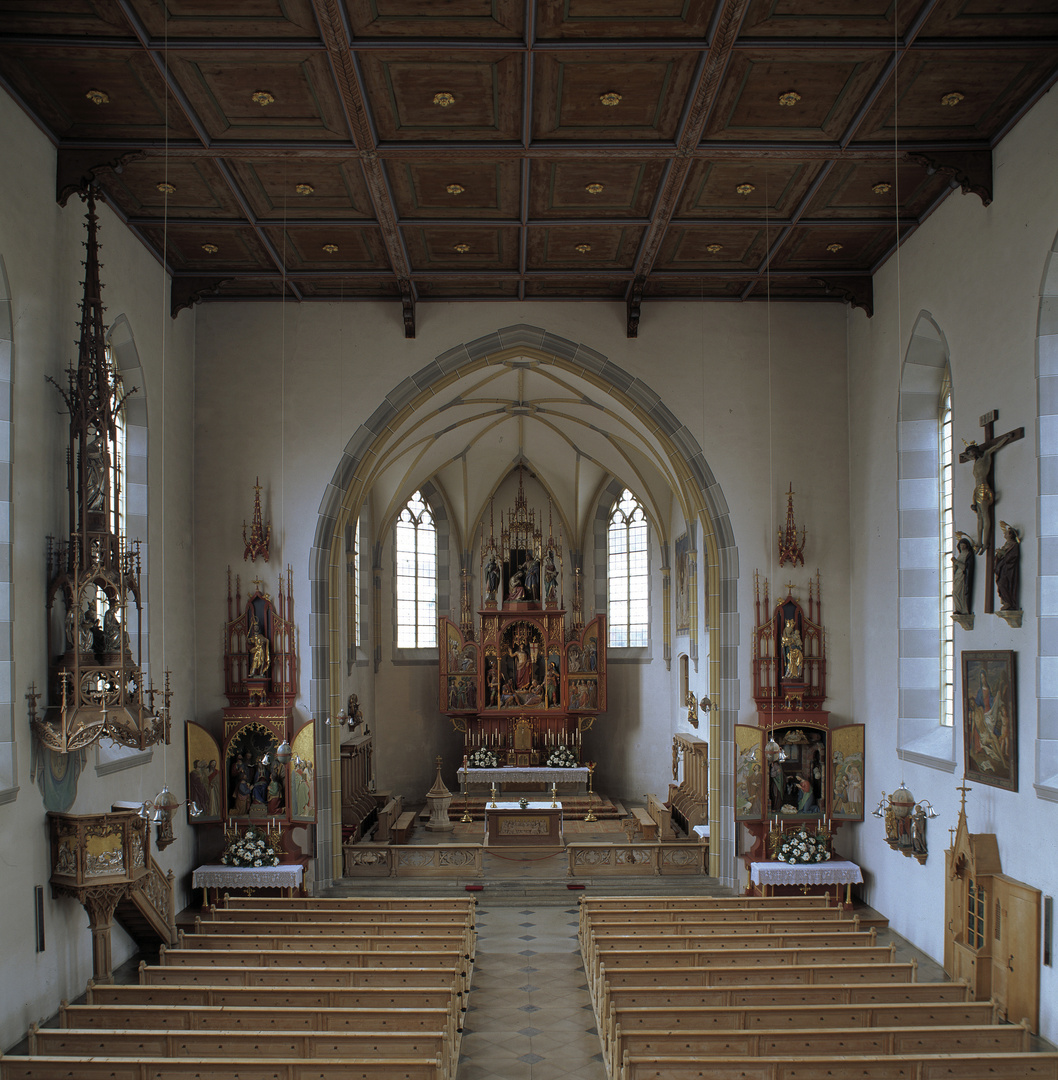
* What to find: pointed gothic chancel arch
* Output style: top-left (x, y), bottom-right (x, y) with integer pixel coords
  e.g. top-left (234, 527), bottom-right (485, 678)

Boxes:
top-left (308, 325), bottom-right (739, 888)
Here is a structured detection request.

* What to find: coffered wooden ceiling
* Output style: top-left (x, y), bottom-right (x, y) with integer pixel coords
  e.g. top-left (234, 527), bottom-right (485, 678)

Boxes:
top-left (1, 0), bottom-right (1057, 334)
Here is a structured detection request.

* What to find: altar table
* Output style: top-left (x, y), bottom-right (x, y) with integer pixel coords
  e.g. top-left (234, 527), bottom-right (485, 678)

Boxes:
top-left (192, 863), bottom-right (303, 907)
top-left (750, 858), bottom-right (863, 904)
top-left (485, 801), bottom-right (564, 846)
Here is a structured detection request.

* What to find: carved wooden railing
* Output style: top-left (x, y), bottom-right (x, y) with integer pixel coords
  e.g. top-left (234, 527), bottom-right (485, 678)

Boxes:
top-left (343, 843), bottom-right (484, 878)
top-left (47, 809), bottom-right (176, 982)
top-left (342, 840), bottom-right (707, 879)
top-left (567, 842), bottom-right (707, 877)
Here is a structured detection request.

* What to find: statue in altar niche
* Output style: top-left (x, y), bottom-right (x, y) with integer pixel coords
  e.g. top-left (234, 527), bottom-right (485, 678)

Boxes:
top-left (483, 551), bottom-right (501, 604)
top-left (247, 612), bottom-right (270, 678)
top-left (781, 617), bottom-right (804, 679)
top-left (500, 623), bottom-right (546, 706)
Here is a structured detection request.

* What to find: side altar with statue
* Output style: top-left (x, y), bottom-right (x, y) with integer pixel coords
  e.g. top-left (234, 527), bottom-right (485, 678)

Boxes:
top-left (439, 474), bottom-right (606, 782)
top-left (735, 566), bottom-right (865, 879)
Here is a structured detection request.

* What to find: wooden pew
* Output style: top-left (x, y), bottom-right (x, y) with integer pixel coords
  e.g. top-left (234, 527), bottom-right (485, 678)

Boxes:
top-left (139, 962), bottom-right (467, 992)
top-left (608, 1023), bottom-right (1030, 1080)
top-left (61, 1002), bottom-right (460, 1036)
top-left (205, 906), bottom-right (474, 925)
top-left (597, 963), bottom-right (919, 1035)
top-left (28, 1028), bottom-right (456, 1075)
top-left (584, 934), bottom-right (882, 995)
top-left (578, 928), bottom-right (876, 989)
top-left (630, 807), bottom-right (657, 840)
top-left (394, 809), bottom-right (417, 844)
top-left (598, 979), bottom-right (970, 1062)
top-left (0, 1055), bottom-right (448, 1080)
top-left (4, 898), bottom-right (477, 1080)
top-left (586, 942), bottom-right (894, 999)
top-left (579, 901), bottom-right (847, 937)
top-left (189, 919), bottom-right (473, 940)
top-left (220, 896), bottom-right (475, 912)
top-left (580, 894), bottom-right (834, 911)
top-left (179, 929), bottom-right (472, 952)
top-left (619, 1051), bottom-right (1058, 1080)
top-left (606, 998), bottom-right (998, 1033)
top-left (90, 982), bottom-right (465, 1012)
top-left (647, 794), bottom-right (674, 840)
top-left (582, 916), bottom-right (856, 936)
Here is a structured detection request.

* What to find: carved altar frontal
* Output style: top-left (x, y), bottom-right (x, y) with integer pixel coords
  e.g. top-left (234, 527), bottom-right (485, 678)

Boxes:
top-left (485, 802), bottom-right (563, 846)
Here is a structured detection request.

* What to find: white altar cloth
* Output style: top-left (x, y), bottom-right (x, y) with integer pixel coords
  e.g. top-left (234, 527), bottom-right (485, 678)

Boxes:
top-left (750, 858), bottom-right (862, 887)
top-left (193, 863), bottom-right (303, 893)
top-left (459, 766), bottom-right (588, 785)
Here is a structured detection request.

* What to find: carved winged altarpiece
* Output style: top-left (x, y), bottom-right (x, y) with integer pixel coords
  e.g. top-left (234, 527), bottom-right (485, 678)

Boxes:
top-left (439, 476), bottom-right (606, 766)
top-left (186, 567), bottom-right (316, 866)
top-left (735, 570), bottom-right (865, 871)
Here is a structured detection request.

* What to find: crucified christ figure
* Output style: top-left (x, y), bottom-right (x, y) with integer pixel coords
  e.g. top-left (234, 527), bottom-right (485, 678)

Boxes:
top-left (965, 431), bottom-right (1017, 554)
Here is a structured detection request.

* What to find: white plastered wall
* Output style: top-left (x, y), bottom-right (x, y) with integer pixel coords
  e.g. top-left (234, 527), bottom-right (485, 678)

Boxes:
top-left (847, 85), bottom-right (1058, 1043)
top-left (0, 86), bottom-right (197, 1052)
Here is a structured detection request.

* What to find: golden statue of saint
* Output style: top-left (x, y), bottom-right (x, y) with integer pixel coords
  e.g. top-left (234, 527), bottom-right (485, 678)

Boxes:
top-left (248, 614), bottom-right (270, 678)
top-left (781, 617), bottom-right (804, 679)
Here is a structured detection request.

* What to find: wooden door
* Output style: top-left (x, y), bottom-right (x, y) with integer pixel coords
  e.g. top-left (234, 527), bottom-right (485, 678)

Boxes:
top-left (992, 874), bottom-right (1041, 1031)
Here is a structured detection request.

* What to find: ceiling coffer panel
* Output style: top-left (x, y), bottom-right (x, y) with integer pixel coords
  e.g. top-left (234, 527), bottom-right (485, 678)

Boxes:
top-left (0, 0), bottom-right (1052, 315)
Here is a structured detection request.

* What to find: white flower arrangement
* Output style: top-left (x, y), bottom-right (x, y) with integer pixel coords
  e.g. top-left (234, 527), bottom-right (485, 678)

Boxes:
top-left (221, 829), bottom-right (279, 868)
top-left (467, 747), bottom-right (499, 768)
top-left (547, 745), bottom-right (578, 768)
top-left (775, 827), bottom-right (830, 864)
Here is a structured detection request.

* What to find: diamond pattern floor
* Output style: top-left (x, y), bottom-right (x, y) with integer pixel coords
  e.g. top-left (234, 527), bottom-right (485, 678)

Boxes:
top-left (460, 902), bottom-right (605, 1080)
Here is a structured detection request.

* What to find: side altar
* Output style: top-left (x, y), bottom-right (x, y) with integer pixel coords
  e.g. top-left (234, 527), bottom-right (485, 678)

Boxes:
top-left (439, 475), bottom-right (606, 767)
top-left (185, 568), bottom-right (317, 869)
top-left (736, 571), bottom-right (865, 872)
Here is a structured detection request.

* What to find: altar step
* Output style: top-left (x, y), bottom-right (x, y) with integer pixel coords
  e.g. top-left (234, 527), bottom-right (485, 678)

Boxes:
top-left (323, 872), bottom-right (725, 902)
top-left (419, 791), bottom-right (625, 822)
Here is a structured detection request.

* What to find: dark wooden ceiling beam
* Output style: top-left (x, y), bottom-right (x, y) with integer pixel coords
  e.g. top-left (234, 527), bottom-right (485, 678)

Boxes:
top-left (106, 0), bottom-right (306, 295)
top-left (838, 0), bottom-right (940, 150)
top-left (6, 31), bottom-right (1055, 53)
top-left (53, 137), bottom-right (993, 161)
top-left (625, 0), bottom-right (752, 336)
top-left (311, 0), bottom-right (417, 336)
top-left (518, 1), bottom-right (536, 302)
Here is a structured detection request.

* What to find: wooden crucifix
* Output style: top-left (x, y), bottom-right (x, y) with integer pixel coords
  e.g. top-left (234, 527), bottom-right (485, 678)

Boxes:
top-left (958, 410), bottom-right (1023, 613)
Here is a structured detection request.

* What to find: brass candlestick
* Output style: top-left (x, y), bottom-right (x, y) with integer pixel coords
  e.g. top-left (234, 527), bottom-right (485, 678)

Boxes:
top-left (584, 762), bottom-right (597, 822)
top-left (489, 782), bottom-right (498, 808)
top-left (550, 782), bottom-right (558, 809)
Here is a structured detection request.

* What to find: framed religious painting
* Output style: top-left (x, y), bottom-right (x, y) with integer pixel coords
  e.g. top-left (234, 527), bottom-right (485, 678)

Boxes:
top-left (961, 650), bottom-right (1017, 792)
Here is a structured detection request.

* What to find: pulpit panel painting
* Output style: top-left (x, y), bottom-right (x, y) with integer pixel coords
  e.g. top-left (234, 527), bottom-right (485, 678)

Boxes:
top-left (734, 724), bottom-right (764, 821)
top-left (830, 724), bottom-right (865, 820)
top-left (291, 722), bottom-right (316, 822)
top-left (186, 721), bottom-right (223, 823)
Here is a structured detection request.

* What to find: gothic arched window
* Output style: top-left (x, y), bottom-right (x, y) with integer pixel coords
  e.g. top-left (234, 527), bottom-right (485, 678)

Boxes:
top-left (939, 375), bottom-right (955, 727)
top-left (395, 490), bottom-right (437, 648)
top-left (608, 488), bottom-right (649, 648)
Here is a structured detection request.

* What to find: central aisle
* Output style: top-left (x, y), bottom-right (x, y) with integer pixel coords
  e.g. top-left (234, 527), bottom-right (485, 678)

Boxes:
top-left (459, 900), bottom-right (606, 1080)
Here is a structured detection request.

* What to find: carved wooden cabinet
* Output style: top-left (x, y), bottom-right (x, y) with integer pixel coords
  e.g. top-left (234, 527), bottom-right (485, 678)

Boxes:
top-left (945, 794), bottom-right (1041, 1031)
